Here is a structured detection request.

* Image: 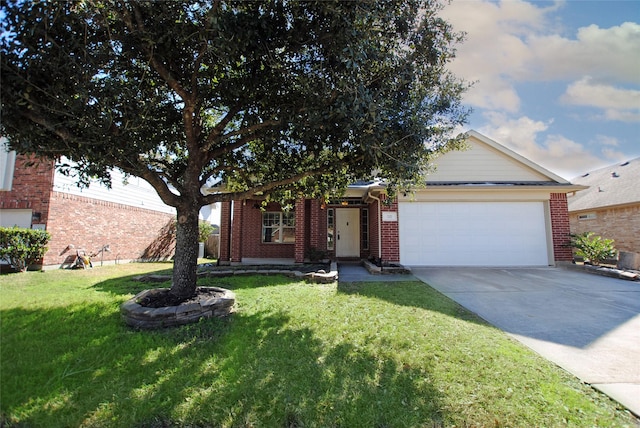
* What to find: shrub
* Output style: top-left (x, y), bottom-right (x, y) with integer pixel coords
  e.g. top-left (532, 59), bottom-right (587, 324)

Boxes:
top-left (198, 221), bottom-right (218, 243)
top-left (0, 226), bottom-right (51, 272)
top-left (570, 232), bottom-right (617, 266)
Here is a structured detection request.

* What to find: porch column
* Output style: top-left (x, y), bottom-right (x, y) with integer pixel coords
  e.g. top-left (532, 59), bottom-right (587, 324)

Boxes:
top-left (219, 201), bottom-right (232, 263)
top-left (380, 196), bottom-right (400, 262)
top-left (309, 199), bottom-right (321, 250)
top-left (294, 196), bottom-right (306, 263)
top-left (550, 193), bottom-right (573, 262)
top-left (231, 200), bottom-right (243, 263)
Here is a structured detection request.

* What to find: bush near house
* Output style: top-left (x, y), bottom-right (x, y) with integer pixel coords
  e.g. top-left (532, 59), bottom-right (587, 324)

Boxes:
top-left (0, 226), bottom-right (51, 272)
top-left (570, 232), bottom-right (617, 266)
top-left (198, 221), bottom-right (217, 243)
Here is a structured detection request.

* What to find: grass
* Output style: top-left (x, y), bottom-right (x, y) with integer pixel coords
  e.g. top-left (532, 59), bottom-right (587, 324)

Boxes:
top-left (0, 263), bottom-right (636, 427)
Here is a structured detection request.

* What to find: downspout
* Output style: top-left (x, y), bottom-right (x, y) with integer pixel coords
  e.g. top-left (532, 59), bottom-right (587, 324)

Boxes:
top-left (367, 191), bottom-right (383, 260)
top-left (226, 200), bottom-right (233, 265)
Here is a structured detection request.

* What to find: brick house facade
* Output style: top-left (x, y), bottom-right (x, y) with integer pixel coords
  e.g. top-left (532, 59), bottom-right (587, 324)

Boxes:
top-left (2, 131), bottom-right (582, 269)
top-left (1, 154), bottom-right (177, 269)
top-left (217, 132), bottom-right (582, 267)
top-left (569, 205), bottom-right (640, 254)
top-left (568, 157), bottom-right (640, 254)
top-left (218, 190), bottom-right (575, 266)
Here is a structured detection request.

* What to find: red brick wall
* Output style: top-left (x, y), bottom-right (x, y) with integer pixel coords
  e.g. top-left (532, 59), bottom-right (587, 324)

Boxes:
top-left (550, 193), bottom-right (573, 262)
top-left (380, 197), bottom-right (400, 262)
top-left (2, 155), bottom-right (177, 268)
top-left (234, 200), bottom-right (295, 260)
top-left (309, 200), bottom-right (323, 250)
top-left (45, 192), bottom-right (176, 266)
top-left (219, 198), bottom-right (334, 262)
top-left (0, 155), bottom-right (55, 224)
top-left (369, 199), bottom-right (381, 259)
top-left (294, 198), bottom-right (306, 262)
top-left (219, 201), bottom-right (232, 262)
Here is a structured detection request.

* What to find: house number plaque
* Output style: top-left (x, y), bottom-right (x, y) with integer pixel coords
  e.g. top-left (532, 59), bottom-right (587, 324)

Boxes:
top-left (382, 212), bottom-right (397, 222)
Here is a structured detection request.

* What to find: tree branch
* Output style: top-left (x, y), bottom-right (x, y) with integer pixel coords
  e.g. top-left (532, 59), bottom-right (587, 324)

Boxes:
top-left (201, 169), bottom-right (319, 205)
top-left (119, 3), bottom-right (191, 103)
top-left (204, 103), bottom-right (242, 150)
top-left (131, 165), bottom-right (181, 208)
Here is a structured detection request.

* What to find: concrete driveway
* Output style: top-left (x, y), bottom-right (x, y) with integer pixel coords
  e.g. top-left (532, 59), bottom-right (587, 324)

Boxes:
top-left (411, 266), bottom-right (640, 417)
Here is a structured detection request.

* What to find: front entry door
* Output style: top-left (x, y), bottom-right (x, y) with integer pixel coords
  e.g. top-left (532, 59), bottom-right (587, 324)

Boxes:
top-left (335, 209), bottom-right (360, 257)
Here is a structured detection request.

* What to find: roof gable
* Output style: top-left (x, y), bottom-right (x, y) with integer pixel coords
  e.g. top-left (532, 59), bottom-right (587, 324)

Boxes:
top-left (568, 157), bottom-right (640, 211)
top-left (426, 130), bottom-right (569, 184)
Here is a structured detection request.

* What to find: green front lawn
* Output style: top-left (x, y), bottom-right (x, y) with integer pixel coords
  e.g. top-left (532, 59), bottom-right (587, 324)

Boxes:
top-left (0, 264), bottom-right (635, 427)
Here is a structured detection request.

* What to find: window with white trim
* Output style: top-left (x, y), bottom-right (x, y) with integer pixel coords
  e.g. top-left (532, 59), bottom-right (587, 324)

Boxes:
top-left (361, 208), bottom-right (369, 250)
top-left (262, 212), bottom-right (295, 243)
top-left (327, 208), bottom-right (335, 250)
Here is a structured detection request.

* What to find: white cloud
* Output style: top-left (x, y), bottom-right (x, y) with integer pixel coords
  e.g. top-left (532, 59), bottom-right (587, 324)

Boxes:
top-left (595, 135), bottom-right (620, 147)
top-left (439, 0), bottom-right (639, 174)
top-left (439, 0), bottom-right (543, 110)
top-left (529, 22), bottom-right (640, 83)
top-left (440, 1), bottom-right (640, 112)
top-left (601, 147), bottom-right (627, 161)
top-left (477, 113), bottom-right (623, 178)
top-left (561, 77), bottom-right (640, 122)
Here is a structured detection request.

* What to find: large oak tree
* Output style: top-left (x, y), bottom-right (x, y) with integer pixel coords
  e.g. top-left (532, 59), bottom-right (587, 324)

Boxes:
top-left (1, 0), bottom-right (468, 298)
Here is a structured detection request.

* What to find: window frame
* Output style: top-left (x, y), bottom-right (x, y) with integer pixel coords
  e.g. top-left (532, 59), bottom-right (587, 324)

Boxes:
top-left (327, 208), bottom-right (335, 250)
top-left (262, 211), bottom-right (296, 244)
top-left (361, 208), bottom-right (369, 250)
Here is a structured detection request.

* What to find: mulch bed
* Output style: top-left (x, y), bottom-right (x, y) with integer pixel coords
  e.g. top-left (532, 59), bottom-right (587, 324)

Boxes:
top-left (137, 287), bottom-right (224, 308)
top-left (197, 263), bottom-right (331, 274)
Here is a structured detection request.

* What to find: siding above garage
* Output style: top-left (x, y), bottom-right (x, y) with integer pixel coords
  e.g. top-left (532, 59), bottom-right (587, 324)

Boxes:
top-left (427, 131), bottom-right (568, 184)
top-left (395, 130), bottom-right (582, 267)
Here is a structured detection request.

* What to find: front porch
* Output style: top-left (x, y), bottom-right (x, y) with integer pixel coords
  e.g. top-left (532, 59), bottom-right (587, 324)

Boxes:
top-left (217, 182), bottom-right (401, 265)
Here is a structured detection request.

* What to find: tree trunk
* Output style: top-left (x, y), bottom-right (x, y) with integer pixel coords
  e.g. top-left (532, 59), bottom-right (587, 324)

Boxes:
top-left (170, 204), bottom-right (200, 299)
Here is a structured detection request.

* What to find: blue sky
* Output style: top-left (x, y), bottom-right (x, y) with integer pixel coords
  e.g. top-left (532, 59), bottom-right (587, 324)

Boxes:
top-left (440, 0), bottom-right (639, 180)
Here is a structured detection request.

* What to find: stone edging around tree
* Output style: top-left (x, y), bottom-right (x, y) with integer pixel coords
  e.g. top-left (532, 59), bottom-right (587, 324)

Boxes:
top-left (121, 286), bottom-right (236, 329)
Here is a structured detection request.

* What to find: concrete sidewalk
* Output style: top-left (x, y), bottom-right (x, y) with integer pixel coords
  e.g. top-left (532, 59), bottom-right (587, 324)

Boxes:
top-left (337, 262), bottom-right (416, 282)
top-left (411, 267), bottom-right (640, 418)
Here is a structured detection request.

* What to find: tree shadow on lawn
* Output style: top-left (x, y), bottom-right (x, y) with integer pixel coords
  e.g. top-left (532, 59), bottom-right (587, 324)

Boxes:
top-left (92, 268), bottom-right (301, 297)
top-left (338, 280), bottom-right (490, 328)
top-left (1, 302), bottom-right (448, 427)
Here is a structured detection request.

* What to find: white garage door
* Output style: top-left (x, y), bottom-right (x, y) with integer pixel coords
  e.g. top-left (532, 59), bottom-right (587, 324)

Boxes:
top-left (399, 202), bottom-right (549, 266)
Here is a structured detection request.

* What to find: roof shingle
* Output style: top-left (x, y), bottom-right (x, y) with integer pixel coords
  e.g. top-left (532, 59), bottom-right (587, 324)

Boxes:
top-left (568, 157), bottom-right (640, 211)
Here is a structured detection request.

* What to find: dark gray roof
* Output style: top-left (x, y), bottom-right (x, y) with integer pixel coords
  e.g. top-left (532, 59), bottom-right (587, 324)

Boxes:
top-left (568, 157), bottom-right (640, 211)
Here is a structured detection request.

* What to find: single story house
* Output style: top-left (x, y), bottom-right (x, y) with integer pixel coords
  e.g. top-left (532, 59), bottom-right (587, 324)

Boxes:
top-left (568, 157), bottom-right (640, 254)
top-left (217, 131), bottom-right (585, 267)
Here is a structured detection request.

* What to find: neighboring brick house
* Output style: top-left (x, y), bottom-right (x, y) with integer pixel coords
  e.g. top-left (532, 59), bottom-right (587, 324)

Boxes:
top-left (218, 131), bottom-right (584, 267)
top-left (568, 157), bottom-right (640, 254)
top-left (1, 138), bottom-right (178, 269)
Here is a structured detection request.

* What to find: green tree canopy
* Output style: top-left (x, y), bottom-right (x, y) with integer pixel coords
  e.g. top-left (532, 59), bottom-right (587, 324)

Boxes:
top-left (1, 0), bottom-right (468, 298)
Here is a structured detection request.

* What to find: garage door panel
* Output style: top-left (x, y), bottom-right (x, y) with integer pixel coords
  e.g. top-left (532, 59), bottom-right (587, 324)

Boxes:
top-left (399, 202), bottom-right (548, 266)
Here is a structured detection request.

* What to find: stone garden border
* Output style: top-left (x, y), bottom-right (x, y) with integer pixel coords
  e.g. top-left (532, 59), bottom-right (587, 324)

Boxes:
top-left (121, 286), bottom-right (236, 329)
top-left (197, 261), bottom-right (339, 283)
